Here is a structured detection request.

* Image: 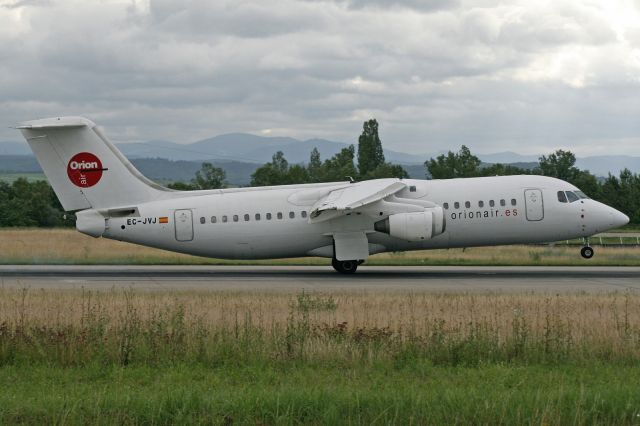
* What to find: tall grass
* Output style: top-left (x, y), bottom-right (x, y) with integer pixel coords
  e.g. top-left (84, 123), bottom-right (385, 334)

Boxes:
top-left (1, 289), bottom-right (640, 367)
top-left (3, 289), bottom-right (640, 424)
top-left (1, 228), bottom-right (640, 265)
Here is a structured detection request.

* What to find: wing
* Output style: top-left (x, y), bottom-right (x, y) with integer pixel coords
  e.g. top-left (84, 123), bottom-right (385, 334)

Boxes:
top-left (309, 179), bottom-right (407, 223)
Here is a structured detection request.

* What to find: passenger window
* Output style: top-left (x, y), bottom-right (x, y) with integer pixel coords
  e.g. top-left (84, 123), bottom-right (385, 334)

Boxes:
top-left (511, 199), bottom-right (517, 206)
top-left (211, 216), bottom-right (217, 223)
top-left (301, 211), bottom-right (307, 218)
top-left (222, 215), bottom-right (228, 223)
top-left (409, 186), bottom-right (416, 192)
top-left (454, 202), bottom-right (460, 209)
top-left (557, 191), bottom-right (567, 203)
top-left (255, 213), bottom-right (261, 221)
top-left (244, 214), bottom-right (250, 221)
top-left (289, 211), bottom-right (295, 219)
top-left (443, 202), bottom-right (449, 210)
top-left (233, 215), bottom-right (239, 222)
top-left (277, 212), bottom-right (283, 219)
top-left (478, 201), bottom-right (484, 208)
top-left (266, 213), bottom-right (272, 220)
top-left (566, 191), bottom-right (579, 203)
top-left (500, 199), bottom-right (506, 207)
top-left (489, 200), bottom-right (495, 207)
top-left (465, 201), bottom-right (471, 208)
top-left (200, 217), bottom-right (205, 224)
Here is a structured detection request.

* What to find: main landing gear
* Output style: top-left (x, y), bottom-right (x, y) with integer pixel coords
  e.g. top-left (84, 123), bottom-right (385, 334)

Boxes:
top-left (580, 238), bottom-right (594, 259)
top-left (332, 258), bottom-right (360, 274)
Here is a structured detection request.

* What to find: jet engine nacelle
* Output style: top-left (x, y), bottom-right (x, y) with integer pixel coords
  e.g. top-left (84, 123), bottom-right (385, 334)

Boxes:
top-left (374, 207), bottom-right (446, 241)
top-left (76, 209), bottom-right (106, 238)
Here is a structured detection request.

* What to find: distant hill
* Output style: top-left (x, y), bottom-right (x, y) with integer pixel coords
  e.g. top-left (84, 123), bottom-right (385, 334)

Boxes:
top-left (2, 133), bottom-right (640, 178)
top-left (0, 156), bottom-right (260, 186)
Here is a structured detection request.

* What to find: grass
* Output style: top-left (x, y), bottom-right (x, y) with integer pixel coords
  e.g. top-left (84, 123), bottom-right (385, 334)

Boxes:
top-left (2, 289), bottom-right (640, 424)
top-left (1, 228), bottom-right (640, 265)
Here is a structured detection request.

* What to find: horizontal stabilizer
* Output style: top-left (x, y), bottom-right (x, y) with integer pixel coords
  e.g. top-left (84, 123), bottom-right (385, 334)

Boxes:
top-left (16, 116), bottom-right (92, 129)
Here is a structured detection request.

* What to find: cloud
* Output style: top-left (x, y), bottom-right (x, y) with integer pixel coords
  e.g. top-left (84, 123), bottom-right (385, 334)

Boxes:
top-left (0, 0), bottom-right (639, 158)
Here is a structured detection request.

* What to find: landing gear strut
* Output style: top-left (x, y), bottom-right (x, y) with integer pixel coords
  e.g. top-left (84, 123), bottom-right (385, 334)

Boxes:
top-left (332, 258), bottom-right (359, 274)
top-left (581, 238), bottom-right (594, 259)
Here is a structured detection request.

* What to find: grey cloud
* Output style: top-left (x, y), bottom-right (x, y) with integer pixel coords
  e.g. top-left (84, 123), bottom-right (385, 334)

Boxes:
top-left (303, 0), bottom-right (458, 13)
top-left (0, 0), bottom-right (638, 159)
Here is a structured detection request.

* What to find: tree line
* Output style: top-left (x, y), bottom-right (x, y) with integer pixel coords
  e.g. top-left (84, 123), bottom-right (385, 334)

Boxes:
top-left (2, 118), bottom-right (639, 226)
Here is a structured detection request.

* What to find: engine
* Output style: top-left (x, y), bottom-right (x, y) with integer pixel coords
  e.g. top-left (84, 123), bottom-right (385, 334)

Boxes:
top-left (374, 207), bottom-right (445, 241)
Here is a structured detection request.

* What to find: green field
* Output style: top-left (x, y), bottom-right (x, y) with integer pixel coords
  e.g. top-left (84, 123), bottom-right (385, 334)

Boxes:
top-left (1, 289), bottom-right (640, 424)
top-left (3, 363), bottom-right (639, 424)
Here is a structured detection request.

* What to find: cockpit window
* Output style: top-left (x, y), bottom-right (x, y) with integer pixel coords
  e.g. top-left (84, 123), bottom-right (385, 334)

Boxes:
top-left (574, 191), bottom-right (589, 199)
top-left (566, 191), bottom-right (579, 203)
top-left (557, 191), bottom-right (567, 203)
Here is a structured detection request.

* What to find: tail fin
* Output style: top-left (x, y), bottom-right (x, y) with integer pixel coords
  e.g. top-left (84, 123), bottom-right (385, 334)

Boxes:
top-left (17, 116), bottom-right (173, 211)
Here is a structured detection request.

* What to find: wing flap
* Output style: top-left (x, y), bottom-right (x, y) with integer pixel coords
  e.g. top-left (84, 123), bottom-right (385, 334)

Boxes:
top-left (310, 179), bottom-right (407, 222)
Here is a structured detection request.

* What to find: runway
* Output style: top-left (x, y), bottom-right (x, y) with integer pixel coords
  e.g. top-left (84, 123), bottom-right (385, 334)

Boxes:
top-left (1, 265), bottom-right (640, 292)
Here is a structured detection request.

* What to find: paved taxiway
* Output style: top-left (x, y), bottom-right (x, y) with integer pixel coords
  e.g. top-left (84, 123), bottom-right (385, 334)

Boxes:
top-left (1, 265), bottom-right (639, 292)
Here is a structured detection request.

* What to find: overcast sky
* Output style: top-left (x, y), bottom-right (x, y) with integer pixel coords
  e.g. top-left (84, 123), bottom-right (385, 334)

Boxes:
top-left (1, 0), bottom-right (640, 156)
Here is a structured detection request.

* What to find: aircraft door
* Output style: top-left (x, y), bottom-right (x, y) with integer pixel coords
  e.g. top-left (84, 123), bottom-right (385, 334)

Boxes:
top-left (524, 189), bottom-right (544, 221)
top-left (174, 209), bottom-right (194, 241)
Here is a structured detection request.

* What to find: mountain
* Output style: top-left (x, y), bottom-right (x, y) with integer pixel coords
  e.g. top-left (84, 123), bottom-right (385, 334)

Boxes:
top-left (477, 152), bottom-right (540, 164)
top-left (115, 133), bottom-right (419, 164)
top-left (3, 133), bottom-right (640, 178)
top-left (574, 156), bottom-right (640, 177)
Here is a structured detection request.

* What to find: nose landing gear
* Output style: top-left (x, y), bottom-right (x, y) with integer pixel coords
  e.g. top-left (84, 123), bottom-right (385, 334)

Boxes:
top-left (580, 238), bottom-right (594, 259)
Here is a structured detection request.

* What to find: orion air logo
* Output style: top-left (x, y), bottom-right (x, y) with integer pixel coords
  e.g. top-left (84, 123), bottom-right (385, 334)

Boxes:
top-left (67, 152), bottom-right (106, 188)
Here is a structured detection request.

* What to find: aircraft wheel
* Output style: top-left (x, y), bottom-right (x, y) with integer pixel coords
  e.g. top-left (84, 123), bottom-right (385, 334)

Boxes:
top-left (580, 246), bottom-right (594, 259)
top-left (332, 258), bottom-right (359, 274)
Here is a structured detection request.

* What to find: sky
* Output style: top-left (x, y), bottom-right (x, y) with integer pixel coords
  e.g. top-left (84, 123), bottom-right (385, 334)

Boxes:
top-left (1, 0), bottom-right (640, 156)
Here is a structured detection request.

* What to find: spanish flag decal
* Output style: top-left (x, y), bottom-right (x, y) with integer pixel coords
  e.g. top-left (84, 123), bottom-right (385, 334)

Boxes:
top-left (159, 217), bottom-right (169, 224)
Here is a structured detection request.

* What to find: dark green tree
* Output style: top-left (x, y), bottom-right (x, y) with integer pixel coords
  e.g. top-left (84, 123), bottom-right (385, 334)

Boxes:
top-left (538, 150), bottom-right (599, 197)
top-left (251, 151), bottom-right (304, 186)
top-left (192, 162), bottom-right (227, 189)
top-left (538, 150), bottom-right (579, 182)
top-left (480, 163), bottom-right (531, 176)
top-left (308, 147), bottom-right (322, 183)
top-left (357, 119), bottom-right (385, 177)
top-left (320, 145), bottom-right (358, 182)
top-left (425, 145), bottom-right (481, 179)
top-left (0, 178), bottom-right (67, 227)
top-left (167, 181), bottom-right (196, 190)
top-left (361, 162), bottom-right (409, 180)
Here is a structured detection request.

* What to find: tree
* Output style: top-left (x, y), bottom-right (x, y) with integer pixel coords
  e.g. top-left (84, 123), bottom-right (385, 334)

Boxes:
top-left (357, 119), bottom-right (385, 177)
top-left (320, 145), bottom-right (358, 182)
top-left (361, 162), bottom-right (409, 180)
top-left (538, 150), bottom-right (579, 182)
top-left (480, 163), bottom-right (531, 177)
top-left (251, 151), bottom-right (300, 186)
top-left (425, 145), bottom-right (481, 179)
top-left (0, 178), bottom-right (68, 227)
top-left (538, 150), bottom-right (599, 197)
top-left (192, 162), bottom-right (227, 189)
top-left (308, 147), bottom-right (322, 183)
top-left (167, 181), bottom-right (196, 190)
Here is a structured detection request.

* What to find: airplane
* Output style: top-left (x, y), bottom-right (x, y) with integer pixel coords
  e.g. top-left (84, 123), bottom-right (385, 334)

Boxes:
top-left (16, 116), bottom-right (629, 273)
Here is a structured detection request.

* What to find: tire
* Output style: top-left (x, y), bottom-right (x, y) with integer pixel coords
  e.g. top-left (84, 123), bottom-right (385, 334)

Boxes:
top-left (580, 246), bottom-right (594, 259)
top-left (332, 258), bottom-right (359, 274)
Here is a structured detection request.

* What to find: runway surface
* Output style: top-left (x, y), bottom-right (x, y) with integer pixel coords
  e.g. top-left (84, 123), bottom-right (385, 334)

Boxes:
top-left (1, 265), bottom-right (640, 292)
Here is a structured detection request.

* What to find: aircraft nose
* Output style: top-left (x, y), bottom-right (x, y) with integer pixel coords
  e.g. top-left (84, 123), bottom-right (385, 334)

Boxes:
top-left (610, 208), bottom-right (629, 228)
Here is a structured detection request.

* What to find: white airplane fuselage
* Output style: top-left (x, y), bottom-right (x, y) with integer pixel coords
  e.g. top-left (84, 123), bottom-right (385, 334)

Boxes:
top-left (103, 175), bottom-right (626, 259)
top-left (17, 116), bottom-right (629, 271)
